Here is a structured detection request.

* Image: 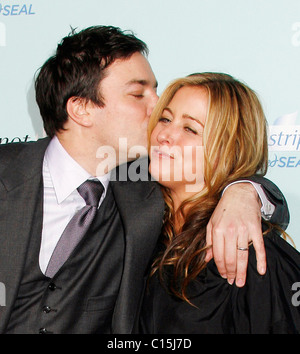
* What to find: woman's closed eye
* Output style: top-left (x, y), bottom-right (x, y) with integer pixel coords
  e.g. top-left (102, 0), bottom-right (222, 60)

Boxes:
top-left (184, 126), bottom-right (198, 135)
top-left (158, 117), bottom-right (171, 123)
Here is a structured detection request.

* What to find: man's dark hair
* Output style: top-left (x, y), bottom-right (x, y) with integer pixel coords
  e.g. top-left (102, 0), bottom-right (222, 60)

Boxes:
top-left (35, 25), bottom-right (149, 137)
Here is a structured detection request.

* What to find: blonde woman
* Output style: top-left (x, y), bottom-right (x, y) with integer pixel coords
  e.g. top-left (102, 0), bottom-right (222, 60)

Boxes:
top-left (140, 73), bottom-right (300, 334)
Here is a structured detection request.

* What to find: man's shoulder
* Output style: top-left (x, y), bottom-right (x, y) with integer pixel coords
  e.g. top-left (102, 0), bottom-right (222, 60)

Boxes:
top-left (0, 137), bottom-right (50, 173)
top-left (0, 137), bottom-right (49, 152)
top-left (110, 158), bottom-right (164, 206)
top-left (0, 140), bottom-right (30, 168)
top-left (111, 157), bottom-right (154, 183)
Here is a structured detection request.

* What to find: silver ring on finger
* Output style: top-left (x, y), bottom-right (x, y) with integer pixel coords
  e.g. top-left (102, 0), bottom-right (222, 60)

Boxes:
top-left (237, 246), bottom-right (248, 251)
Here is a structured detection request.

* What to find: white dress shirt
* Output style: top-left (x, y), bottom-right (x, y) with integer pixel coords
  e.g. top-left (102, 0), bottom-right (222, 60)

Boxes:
top-left (223, 180), bottom-right (275, 220)
top-left (39, 136), bottom-right (110, 274)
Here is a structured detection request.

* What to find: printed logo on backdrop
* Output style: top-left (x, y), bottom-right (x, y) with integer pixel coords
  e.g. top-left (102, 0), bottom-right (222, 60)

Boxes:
top-left (0, 2), bottom-right (36, 47)
top-left (268, 112), bottom-right (300, 168)
top-left (0, 134), bottom-right (31, 144)
top-left (0, 3), bottom-right (35, 16)
top-left (269, 22), bottom-right (300, 167)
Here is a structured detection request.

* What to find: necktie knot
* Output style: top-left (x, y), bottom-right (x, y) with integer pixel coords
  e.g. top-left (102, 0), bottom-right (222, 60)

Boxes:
top-left (77, 180), bottom-right (104, 207)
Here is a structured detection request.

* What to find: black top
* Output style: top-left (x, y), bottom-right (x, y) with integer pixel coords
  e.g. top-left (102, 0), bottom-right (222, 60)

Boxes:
top-left (140, 232), bottom-right (300, 334)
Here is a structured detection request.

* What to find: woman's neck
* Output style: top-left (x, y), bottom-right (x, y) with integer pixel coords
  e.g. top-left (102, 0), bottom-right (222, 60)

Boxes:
top-left (170, 183), bottom-right (204, 234)
top-left (170, 189), bottom-right (188, 234)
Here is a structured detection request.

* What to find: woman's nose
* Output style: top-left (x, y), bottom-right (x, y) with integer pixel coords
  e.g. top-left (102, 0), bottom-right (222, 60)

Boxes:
top-left (156, 126), bottom-right (177, 145)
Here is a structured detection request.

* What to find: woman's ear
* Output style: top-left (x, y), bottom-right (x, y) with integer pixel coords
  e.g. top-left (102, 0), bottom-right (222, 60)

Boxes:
top-left (66, 97), bottom-right (93, 127)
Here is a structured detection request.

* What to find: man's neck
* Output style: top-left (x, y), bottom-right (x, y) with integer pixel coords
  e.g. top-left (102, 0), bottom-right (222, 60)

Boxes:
top-left (55, 133), bottom-right (101, 177)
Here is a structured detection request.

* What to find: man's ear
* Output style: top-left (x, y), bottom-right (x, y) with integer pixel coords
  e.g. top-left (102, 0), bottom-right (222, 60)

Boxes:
top-left (66, 97), bottom-right (93, 127)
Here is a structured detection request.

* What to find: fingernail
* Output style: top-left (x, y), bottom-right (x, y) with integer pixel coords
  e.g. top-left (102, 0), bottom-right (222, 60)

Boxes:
top-left (221, 274), bottom-right (227, 279)
top-left (259, 266), bottom-right (266, 275)
top-left (228, 278), bottom-right (234, 285)
top-left (236, 278), bottom-right (245, 287)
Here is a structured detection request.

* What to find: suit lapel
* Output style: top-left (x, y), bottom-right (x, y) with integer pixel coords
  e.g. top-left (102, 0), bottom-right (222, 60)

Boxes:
top-left (0, 143), bottom-right (165, 333)
top-left (0, 138), bottom-right (50, 332)
top-left (110, 177), bottom-right (165, 333)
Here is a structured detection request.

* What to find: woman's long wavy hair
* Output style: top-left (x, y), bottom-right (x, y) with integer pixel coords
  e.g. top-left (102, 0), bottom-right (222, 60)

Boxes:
top-left (147, 73), bottom-right (269, 303)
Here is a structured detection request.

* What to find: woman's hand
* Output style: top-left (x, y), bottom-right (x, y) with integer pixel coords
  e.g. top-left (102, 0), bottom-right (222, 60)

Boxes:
top-left (205, 183), bottom-right (266, 287)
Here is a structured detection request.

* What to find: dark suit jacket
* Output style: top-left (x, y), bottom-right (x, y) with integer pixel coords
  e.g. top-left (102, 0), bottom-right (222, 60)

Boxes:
top-left (0, 138), bottom-right (289, 333)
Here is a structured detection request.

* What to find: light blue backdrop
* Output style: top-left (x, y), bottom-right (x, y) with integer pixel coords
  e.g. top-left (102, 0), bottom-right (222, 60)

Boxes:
top-left (0, 0), bottom-right (299, 247)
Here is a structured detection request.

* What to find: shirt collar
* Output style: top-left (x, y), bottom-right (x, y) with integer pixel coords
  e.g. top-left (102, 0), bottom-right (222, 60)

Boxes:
top-left (44, 136), bottom-right (110, 204)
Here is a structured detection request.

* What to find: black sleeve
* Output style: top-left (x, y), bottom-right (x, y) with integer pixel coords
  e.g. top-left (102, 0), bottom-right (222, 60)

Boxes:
top-left (242, 175), bottom-right (289, 230)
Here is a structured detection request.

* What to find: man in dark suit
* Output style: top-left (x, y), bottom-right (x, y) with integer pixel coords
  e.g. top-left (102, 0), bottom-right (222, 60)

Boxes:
top-left (0, 26), bottom-right (289, 334)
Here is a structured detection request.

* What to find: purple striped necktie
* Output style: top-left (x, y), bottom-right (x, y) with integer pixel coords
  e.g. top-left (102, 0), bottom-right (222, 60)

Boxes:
top-left (45, 180), bottom-right (104, 278)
